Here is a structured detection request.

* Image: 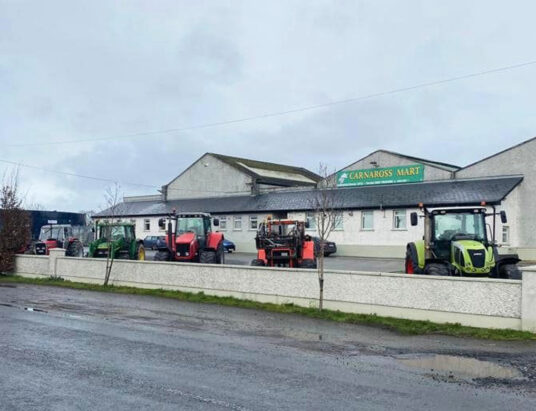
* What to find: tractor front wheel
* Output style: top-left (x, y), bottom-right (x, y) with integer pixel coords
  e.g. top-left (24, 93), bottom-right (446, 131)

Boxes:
top-left (216, 242), bottom-right (225, 264)
top-left (154, 250), bottom-right (170, 261)
top-left (424, 263), bottom-right (451, 276)
top-left (300, 259), bottom-right (317, 269)
top-left (251, 259), bottom-right (265, 266)
top-left (499, 264), bottom-right (522, 280)
top-left (135, 244), bottom-right (145, 261)
top-left (200, 250), bottom-right (217, 264)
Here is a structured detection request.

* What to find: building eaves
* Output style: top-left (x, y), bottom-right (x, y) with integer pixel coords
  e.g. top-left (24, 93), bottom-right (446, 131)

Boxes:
top-left (93, 175), bottom-right (522, 218)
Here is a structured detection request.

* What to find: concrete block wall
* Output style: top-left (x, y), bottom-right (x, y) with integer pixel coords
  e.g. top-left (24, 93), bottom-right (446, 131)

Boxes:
top-left (14, 250), bottom-right (536, 332)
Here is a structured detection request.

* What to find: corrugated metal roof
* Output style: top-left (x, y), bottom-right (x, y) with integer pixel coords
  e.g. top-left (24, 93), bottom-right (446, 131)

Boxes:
top-left (94, 176), bottom-right (523, 218)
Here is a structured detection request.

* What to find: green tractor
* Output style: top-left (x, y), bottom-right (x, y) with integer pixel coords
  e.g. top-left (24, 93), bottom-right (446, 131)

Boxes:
top-left (88, 222), bottom-right (145, 260)
top-left (405, 206), bottom-right (521, 279)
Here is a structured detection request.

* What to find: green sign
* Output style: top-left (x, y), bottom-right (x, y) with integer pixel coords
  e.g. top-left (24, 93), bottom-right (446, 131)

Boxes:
top-left (337, 164), bottom-right (424, 187)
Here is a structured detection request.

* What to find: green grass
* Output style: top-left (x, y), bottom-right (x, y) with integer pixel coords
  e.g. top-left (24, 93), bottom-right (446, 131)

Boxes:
top-left (1, 274), bottom-right (535, 341)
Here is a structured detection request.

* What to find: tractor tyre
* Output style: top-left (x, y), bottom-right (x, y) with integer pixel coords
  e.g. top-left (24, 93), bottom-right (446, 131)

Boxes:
top-left (134, 243), bottom-right (145, 261)
top-left (499, 264), bottom-right (522, 280)
top-left (216, 242), bottom-right (225, 265)
top-left (405, 245), bottom-right (424, 274)
top-left (200, 250), bottom-right (217, 264)
top-left (66, 241), bottom-right (84, 258)
top-left (154, 250), bottom-right (170, 261)
top-left (300, 259), bottom-right (317, 269)
top-left (251, 259), bottom-right (265, 266)
top-left (424, 263), bottom-right (451, 276)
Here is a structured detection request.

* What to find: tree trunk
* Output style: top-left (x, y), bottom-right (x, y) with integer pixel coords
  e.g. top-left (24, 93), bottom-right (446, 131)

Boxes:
top-left (318, 252), bottom-right (324, 310)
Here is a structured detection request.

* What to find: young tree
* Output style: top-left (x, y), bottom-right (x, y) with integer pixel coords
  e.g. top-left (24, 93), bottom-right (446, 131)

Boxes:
top-left (102, 183), bottom-right (121, 286)
top-left (309, 164), bottom-right (341, 310)
top-left (0, 170), bottom-right (31, 274)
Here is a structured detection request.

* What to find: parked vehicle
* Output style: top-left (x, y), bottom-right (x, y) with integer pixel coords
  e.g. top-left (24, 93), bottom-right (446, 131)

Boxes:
top-left (405, 206), bottom-right (521, 278)
top-left (251, 218), bottom-right (316, 268)
top-left (154, 211), bottom-right (225, 264)
top-left (34, 224), bottom-right (84, 257)
top-left (143, 235), bottom-right (164, 250)
top-left (88, 222), bottom-right (145, 260)
top-left (312, 237), bottom-right (337, 257)
top-left (155, 236), bottom-right (167, 249)
top-left (223, 238), bottom-right (236, 253)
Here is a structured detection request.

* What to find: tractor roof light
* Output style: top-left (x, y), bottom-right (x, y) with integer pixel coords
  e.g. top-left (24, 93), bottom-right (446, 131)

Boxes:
top-left (480, 201), bottom-right (486, 206)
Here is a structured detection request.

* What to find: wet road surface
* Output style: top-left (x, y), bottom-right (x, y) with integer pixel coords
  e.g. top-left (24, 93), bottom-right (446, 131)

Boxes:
top-left (1, 284), bottom-right (536, 410)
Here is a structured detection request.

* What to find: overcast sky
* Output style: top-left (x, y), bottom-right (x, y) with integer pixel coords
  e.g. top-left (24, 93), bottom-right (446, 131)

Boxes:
top-left (1, 0), bottom-right (535, 212)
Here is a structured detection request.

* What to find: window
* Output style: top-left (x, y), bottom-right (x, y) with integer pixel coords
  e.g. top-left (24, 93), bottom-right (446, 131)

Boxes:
top-left (306, 212), bottom-right (316, 230)
top-left (233, 216), bottom-right (242, 230)
top-left (393, 210), bottom-right (406, 230)
top-left (249, 216), bottom-right (258, 230)
top-left (502, 226), bottom-right (510, 244)
top-left (144, 219), bottom-right (150, 231)
top-left (332, 212), bottom-right (343, 230)
top-left (219, 216), bottom-right (227, 230)
top-left (361, 211), bottom-right (374, 230)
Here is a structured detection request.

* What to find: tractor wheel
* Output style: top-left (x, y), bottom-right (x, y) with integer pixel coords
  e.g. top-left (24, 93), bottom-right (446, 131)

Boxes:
top-left (66, 241), bottom-right (84, 258)
top-left (405, 246), bottom-right (424, 274)
top-left (300, 259), bottom-right (317, 269)
top-left (154, 250), bottom-right (170, 261)
top-left (135, 243), bottom-right (145, 261)
top-left (216, 242), bottom-right (225, 264)
top-left (251, 259), bottom-right (265, 266)
top-left (500, 264), bottom-right (522, 280)
top-left (200, 250), bottom-right (217, 264)
top-left (424, 263), bottom-right (451, 276)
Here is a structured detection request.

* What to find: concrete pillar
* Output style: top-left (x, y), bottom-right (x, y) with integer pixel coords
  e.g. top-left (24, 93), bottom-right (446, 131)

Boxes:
top-left (521, 266), bottom-right (536, 332)
top-left (48, 248), bottom-right (66, 277)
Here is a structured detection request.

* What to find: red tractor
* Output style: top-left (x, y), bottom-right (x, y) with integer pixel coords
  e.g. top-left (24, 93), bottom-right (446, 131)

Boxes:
top-left (251, 219), bottom-right (316, 268)
top-left (34, 224), bottom-right (84, 257)
top-left (154, 211), bottom-right (225, 264)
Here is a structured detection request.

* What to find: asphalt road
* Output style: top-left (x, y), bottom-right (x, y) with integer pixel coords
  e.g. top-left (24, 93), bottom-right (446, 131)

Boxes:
top-left (2, 284), bottom-right (536, 410)
top-left (144, 250), bottom-right (404, 272)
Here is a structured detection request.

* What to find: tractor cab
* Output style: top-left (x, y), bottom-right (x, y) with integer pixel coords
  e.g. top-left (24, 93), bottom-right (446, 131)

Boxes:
top-left (155, 211), bottom-right (224, 264)
top-left (406, 205), bottom-right (521, 278)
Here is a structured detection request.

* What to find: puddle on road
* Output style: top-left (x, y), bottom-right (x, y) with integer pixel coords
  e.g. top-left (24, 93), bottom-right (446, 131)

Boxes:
top-left (398, 355), bottom-right (522, 380)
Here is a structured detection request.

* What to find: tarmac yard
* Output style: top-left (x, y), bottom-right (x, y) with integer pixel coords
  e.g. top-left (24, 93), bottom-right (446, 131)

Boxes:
top-left (2, 284), bottom-right (536, 410)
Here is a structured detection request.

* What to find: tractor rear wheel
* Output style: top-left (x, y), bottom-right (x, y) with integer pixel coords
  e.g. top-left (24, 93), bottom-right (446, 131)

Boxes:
top-left (66, 240), bottom-right (84, 258)
top-left (300, 259), bottom-right (317, 269)
top-left (200, 250), bottom-right (217, 264)
top-left (154, 250), bottom-right (170, 261)
top-left (135, 243), bottom-right (145, 261)
top-left (424, 263), bottom-right (451, 276)
top-left (405, 245), bottom-right (424, 274)
top-left (251, 259), bottom-right (265, 266)
top-left (500, 264), bottom-right (522, 280)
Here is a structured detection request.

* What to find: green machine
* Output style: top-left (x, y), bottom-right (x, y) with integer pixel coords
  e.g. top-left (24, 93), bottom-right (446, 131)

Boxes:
top-left (405, 206), bottom-right (521, 279)
top-left (89, 222), bottom-right (145, 260)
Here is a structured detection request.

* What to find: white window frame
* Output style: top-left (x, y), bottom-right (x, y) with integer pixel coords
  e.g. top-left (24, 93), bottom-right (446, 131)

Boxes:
top-left (361, 211), bottom-right (374, 231)
top-left (306, 212), bottom-right (316, 231)
top-left (392, 209), bottom-right (407, 230)
top-left (332, 212), bottom-right (343, 231)
top-left (502, 225), bottom-right (510, 244)
top-left (219, 216), bottom-right (227, 230)
top-left (233, 216), bottom-right (242, 231)
top-left (144, 219), bottom-right (151, 231)
top-left (249, 216), bottom-right (258, 231)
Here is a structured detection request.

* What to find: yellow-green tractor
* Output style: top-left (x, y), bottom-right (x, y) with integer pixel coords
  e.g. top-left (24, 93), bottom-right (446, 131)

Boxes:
top-left (405, 206), bottom-right (521, 279)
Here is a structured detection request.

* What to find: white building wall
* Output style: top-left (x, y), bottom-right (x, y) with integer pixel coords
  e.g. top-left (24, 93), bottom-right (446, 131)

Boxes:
top-left (166, 154), bottom-right (253, 200)
top-left (341, 151), bottom-right (454, 181)
top-left (456, 138), bottom-right (536, 260)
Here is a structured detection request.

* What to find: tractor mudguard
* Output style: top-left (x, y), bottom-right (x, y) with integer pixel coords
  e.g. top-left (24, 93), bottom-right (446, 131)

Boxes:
top-left (257, 249), bottom-right (267, 263)
top-left (206, 232), bottom-right (224, 250)
top-left (408, 241), bottom-right (425, 270)
top-left (302, 240), bottom-right (316, 260)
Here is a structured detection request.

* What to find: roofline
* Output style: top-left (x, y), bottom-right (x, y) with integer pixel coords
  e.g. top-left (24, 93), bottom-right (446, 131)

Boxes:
top-left (334, 149), bottom-right (460, 176)
top-left (457, 136), bottom-right (536, 172)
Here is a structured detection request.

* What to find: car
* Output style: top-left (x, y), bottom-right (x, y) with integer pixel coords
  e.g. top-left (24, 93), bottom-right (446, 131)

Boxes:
top-left (143, 235), bottom-right (165, 250)
top-left (223, 238), bottom-right (236, 253)
top-left (155, 236), bottom-right (167, 249)
top-left (312, 237), bottom-right (337, 257)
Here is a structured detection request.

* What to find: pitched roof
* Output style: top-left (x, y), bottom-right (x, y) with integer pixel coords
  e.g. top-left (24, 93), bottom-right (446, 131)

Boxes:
top-left (94, 175), bottom-right (522, 218)
top-left (208, 153), bottom-right (321, 185)
top-left (338, 149), bottom-right (460, 173)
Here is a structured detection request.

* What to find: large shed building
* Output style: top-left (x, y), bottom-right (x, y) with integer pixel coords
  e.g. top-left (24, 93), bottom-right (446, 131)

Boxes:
top-left (94, 138), bottom-right (535, 260)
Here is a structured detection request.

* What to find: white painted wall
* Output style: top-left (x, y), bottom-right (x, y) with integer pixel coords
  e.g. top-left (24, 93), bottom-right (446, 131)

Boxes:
top-left (166, 154), bottom-right (253, 200)
top-left (15, 251), bottom-right (535, 331)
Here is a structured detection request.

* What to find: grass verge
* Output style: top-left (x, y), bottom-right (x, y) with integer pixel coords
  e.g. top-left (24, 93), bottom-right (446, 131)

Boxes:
top-left (1, 274), bottom-right (535, 341)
